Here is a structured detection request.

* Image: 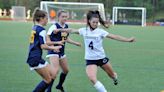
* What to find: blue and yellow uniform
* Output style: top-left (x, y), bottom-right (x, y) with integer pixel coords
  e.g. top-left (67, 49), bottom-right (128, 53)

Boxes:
top-left (27, 25), bottom-right (47, 70)
top-left (46, 23), bottom-right (69, 58)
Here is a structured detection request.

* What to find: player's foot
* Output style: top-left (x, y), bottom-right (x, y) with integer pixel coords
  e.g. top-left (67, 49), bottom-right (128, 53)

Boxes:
top-left (113, 72), bottom-right (118, 85)
top-left (113, 78), bottom-right (118, 85)
top-left (56, 85), bottom-right (65, 92)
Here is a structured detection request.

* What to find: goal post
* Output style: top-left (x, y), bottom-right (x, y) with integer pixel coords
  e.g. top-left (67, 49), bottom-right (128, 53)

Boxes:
top-left (11, 6), bottom-right (26, 22)
top-left (112, 6), bottom-right (146, 27)
top-left (40, 1), bottom-right (105, 24)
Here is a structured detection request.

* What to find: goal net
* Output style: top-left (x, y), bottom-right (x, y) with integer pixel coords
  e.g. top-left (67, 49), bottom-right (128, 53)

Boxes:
top-left (40, 1), bottom-right (105, 24)
top-left (112, 7), bottom-right (146, 27)
top-left (11, 6), bottom-right (26, 21)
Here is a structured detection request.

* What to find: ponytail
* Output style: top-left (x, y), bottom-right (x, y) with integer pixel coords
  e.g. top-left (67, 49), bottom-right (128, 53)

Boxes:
top-left (95, 10), bottom-right (109, 28)
top-left (32, 7), bottom-right (47, 24)
top-left (86, 10), bottom-right (109, 28)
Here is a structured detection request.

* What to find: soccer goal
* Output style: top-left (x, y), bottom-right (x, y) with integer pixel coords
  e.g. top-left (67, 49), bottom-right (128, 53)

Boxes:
top-left (40, 1), bottom-right (105, 24)
top-left (112, 7), bottom-right (146, 27)
top-left (11, 6), bottom-right (26, 22)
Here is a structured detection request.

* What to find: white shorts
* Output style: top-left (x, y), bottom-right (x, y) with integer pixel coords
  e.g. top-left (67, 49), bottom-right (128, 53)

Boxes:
top-left (46, 54), bottom-right (66, 59)
top-left (30, 61), bottom-right (49, 71)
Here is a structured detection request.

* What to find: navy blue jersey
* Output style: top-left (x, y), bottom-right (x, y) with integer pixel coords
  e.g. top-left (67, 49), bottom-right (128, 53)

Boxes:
top-left (47, 23), bottom-right (69, 55)
top-left (27, 25), bottom-right (46, 59)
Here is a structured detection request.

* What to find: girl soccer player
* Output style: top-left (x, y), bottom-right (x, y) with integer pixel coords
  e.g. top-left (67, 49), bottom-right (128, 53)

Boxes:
top-left (46, 10), bottom-right (81, 92)
top-left (26, 8), bottom-right (61, 92)
top-left (69, 10), bottom-right (135, 92)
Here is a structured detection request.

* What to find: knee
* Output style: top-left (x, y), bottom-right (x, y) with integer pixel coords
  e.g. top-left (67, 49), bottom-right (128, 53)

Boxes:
top-left (51, 70), bottom-right (59, 79)
top-left (87, 74), bottom-right (97, 84)
top-left (44, 76), bottom-right (52, 84)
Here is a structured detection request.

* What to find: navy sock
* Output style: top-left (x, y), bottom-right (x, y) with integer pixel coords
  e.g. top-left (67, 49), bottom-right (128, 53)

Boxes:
top-left (33, 80), bottom-right (49, 92)
top-left (57, 73), bottom-right (67, 87)
top-left (46, 79), bottom-right (54, 92)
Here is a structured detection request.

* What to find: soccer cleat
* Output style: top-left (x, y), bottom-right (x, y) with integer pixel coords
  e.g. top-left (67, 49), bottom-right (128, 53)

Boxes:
top-left (56, 85), bottom-right (65, 92)
top-left (113, 79), bottom-right (118, 85)
top-left (113, 72), bottom-right (118, 85)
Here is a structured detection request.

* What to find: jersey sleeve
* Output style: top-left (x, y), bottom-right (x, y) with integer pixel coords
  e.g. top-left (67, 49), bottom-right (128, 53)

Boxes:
top-left (78, 28), bottom-right (84, 36)
top-left (47, 24), bottom-right (57, 35)
top-left (101, 29), bottom-right (109, 38)
top-left (39, 30), bottom-right (46, 45)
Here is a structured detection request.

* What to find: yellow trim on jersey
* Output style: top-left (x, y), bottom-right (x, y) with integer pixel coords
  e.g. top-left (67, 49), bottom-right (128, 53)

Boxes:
top-left (30, 30), bottom-right (36, 43)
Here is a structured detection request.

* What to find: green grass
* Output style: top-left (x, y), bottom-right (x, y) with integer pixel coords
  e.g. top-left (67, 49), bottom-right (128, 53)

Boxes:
top-left (0, 21), bottom-right (164, 92)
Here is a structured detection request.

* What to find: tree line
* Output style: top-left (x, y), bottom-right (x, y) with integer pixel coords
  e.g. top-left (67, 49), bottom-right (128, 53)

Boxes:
top-left (0, 0), bottom-right (163, 20)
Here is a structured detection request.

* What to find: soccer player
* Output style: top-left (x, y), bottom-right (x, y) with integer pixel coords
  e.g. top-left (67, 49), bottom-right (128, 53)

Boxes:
top-left (26, 8), bottom-right (61, 92)
top-left (46, 10), bottom-right (81, 92)
top-left (69, 10), bottom-right (135, 92)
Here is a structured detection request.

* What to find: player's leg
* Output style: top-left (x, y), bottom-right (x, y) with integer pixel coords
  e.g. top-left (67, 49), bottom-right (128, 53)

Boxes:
top-left (46, 55), bottom-right (60, 92)
top-left (101, 62), bottom-right (118, 85)
top-left (33, 64), bottom-right (52, 92)
top-left (56, 56), bottom-right (69, 92)
top-left (86, 65), bottom-right (97, 84)
top-left (86, 65), bottom-right (107, 92)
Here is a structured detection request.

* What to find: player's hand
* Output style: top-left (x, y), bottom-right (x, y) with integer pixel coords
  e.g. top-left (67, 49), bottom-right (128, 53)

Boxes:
top-left (104, 20), bottom-right (110, 28)
top-left (64, 28), bottom-right (72, 33)
top-left (76, 42), bottom-right (82, 47)
top-left (128, 37), bottom-right (135, 42)
top-left (55, 40), bottom-right (65, 45)
top-left (53, 46), bottom-right (62, 52)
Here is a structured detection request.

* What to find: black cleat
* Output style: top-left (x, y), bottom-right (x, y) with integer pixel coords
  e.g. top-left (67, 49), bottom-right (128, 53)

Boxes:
top-left (113, 79), bottom-right (118, 85)
top-left (113, 72), bottom-right (118, 85)
top-left (56, 85), bottom-right (65, 92)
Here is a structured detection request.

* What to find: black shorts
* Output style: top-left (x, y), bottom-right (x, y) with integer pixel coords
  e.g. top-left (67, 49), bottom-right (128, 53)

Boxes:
top-left (86, 57), bottom-right (109, 66)
top-left (27, 57), bottom-right (46, 67)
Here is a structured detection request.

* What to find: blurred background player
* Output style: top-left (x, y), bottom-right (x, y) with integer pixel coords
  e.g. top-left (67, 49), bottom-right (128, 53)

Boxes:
top-left (26, 9), bottom-right (31, 19)
top-left (0, 8), bottom-right (2, 17)
top-left (3, 9), bottom-right (7, 17)
top-left (10, 9), bottom-right (14, 19)
top-left (50, 9), bottom-right (56, 21)
top-left (46, 10), bottom-right (81, 92)
top-left (26, 8), bottom-right (61, 92)
top-left (68, 10), bottom-right (135, 92)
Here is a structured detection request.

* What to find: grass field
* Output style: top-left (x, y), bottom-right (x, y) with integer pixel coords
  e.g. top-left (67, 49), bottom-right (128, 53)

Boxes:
top-left (0, 21), bottom-right (164, 92)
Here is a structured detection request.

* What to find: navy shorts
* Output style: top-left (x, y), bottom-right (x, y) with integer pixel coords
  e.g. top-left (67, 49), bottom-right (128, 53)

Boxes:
top-left (27, 57), bottom-right (47, 70)
top-left (86, 57), bottom-right (109, 66)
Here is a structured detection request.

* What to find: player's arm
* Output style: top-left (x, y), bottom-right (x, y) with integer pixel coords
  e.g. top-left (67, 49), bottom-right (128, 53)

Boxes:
top-left (41, 44), bottom-right (61, 52)
top-left (39, 30), bottom-right (61, 52)
top-left (66, 37), bottom-right (81, 47)
top-left (69, 29), bottom-right (79, 34)
top-left (54, 28), bottom-right (74, 34)
top-left (106, 33), bottom-right (135, 42)
top-left (48, 24), bottom-right (67, 34)
top-left (46, 25), bottom-right (64, 45)
top-left (61, 28), bottom-right (79, 34)
top-left (46, 35), bottom-right (64, 46)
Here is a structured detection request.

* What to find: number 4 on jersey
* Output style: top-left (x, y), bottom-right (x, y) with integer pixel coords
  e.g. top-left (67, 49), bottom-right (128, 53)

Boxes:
top-left (89, 41), bottom-right (94, 50)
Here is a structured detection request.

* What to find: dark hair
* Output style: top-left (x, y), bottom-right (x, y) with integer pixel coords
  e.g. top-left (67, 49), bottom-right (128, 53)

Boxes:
top-left (57, 10), bottom-right (67, 17)
top-left (32, 8), bottom-right (47, 24)
top-left (87, 10), bottom-right (109, 28)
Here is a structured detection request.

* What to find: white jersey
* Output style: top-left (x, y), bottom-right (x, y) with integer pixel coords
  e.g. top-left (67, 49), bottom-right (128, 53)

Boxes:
top-left (79, 27), bottom-right (109, 60)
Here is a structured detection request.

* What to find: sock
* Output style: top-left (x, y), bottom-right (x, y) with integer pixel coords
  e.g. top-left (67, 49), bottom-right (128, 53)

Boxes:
top-left (46, 79), bottom-right (54, 92)
top-left (113, 72), bottom-right (118, 80)
top-left (94, 81), bottom-right (107, 92)
top-left (57, 72), bottom-right (67, 87)
top-left (33, 80), bottom-right (49, 92)
top-left (113, 72), bottom-right (118, 85)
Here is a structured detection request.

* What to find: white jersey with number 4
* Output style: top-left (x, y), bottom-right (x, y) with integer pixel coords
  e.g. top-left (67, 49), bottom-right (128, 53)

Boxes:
top-left (79, 27), bottom-right (109, 60)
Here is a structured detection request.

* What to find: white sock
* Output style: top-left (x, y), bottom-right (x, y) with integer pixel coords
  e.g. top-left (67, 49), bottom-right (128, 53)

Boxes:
top-left (113, 72), bottom-right (118, 81)
top-left (94, 81), bottom-right (107, 92)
